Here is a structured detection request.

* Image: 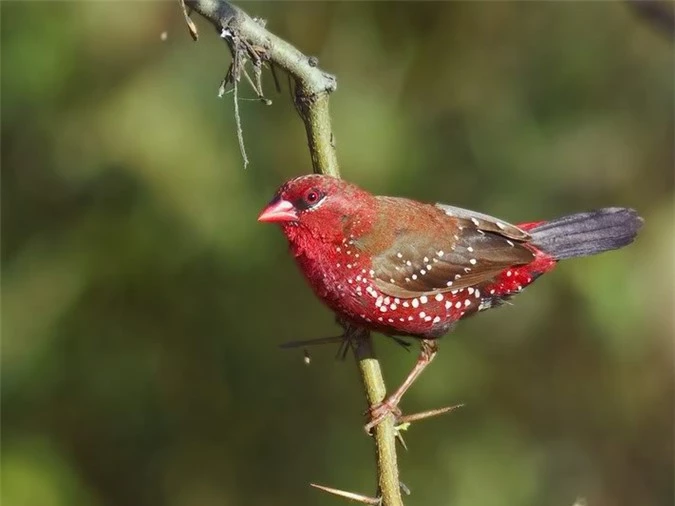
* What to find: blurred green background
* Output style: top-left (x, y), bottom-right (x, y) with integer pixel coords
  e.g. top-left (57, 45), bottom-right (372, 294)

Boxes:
top-left (2, 2), bottom-right (673, 506)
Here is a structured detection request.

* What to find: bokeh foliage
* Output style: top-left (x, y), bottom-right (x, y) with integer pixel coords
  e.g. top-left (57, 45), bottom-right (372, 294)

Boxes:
top-left (2, 2), bottom-right (673, 506)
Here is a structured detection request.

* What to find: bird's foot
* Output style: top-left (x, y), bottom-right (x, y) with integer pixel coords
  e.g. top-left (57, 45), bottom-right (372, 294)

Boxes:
top-left (364, 397), bottom-right (403, 434)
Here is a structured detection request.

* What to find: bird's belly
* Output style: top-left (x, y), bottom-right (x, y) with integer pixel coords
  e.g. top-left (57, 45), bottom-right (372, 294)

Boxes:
top-left (292, 246), bottom-right (554, 339)
top-left (295, 252), bottom-right (480, 337)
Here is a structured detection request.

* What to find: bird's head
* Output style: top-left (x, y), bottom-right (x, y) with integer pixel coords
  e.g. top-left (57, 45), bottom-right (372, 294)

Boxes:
top-left (258, 174), bottom-right (374, 244)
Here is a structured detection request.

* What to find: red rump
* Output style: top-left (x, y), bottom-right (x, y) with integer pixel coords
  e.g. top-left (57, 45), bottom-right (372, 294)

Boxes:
top-left (259, 175), bottom-right (643, 340)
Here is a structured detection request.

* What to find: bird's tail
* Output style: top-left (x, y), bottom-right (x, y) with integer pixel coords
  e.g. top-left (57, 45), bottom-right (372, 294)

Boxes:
top-left (529, 208), bottom-right (643, 260)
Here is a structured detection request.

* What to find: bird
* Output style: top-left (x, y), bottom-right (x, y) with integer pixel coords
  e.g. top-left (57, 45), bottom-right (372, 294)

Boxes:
top-left (258, 174), bottom-right (643, 431)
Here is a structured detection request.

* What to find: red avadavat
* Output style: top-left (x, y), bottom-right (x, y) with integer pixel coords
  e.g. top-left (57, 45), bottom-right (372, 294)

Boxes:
top-left (259, 175), bottom-right (643, 429)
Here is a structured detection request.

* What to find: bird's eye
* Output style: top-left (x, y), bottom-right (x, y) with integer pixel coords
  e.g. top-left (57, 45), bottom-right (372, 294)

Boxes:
top-left (302, 188), bottom-right (324, 208)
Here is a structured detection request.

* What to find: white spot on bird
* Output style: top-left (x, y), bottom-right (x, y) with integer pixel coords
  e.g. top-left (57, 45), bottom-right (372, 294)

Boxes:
top-left (506, 240), bottom-right (514, 247)
top-left (402, 301), bottom-right (410, 308)
top-left (445, 300), bottom-right (452, 310)
top-left (433, 316), bottom-right (441, 323)
top-left (506, 271), bottom-right (512, 277)
top-left (420, 295), bottom-right (428, 304)
top-left (425, 316), bottom-right (432, 322)
top-left (455, 301), bottom-right (462, 309)
top-left (396, 252), bottom-right (403, 258)
top-left (379, 306), bottom-right (387, 313)
top-left (390, 304), bottom-right (397, 310)
top-left (469, 258), bottom-right (477, 265)
top-left (464, 299), bottom-right (471, 307)
top-left (468, 288), bottom-right (474, 295)
top-left (419, 311), bottom-right (426, 319)
top-left (420, 269), bottom-right (426, 275)
top-left (437, 250), bottom-right (445, 257)
top-left (446, 281), bottom-right (453, 287)
top-left (423, 256), bottom-right (429, 263)
top-left (435, 293), bottom-right (444, 301)
top-left (412, 274), bottom-right (418, 280)
top-left (490, 289), bottom-right (496, 295)
top-left (467, 246), bottom-right (474, 252)
top-left (406, 260), bottom-right (412, 266)
top-left (412, 299), bottom-right (419, 308)
top-left (471, 218), bottom-right (480, 226)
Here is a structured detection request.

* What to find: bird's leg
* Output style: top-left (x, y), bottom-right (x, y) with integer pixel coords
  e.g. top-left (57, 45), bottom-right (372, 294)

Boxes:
top-left (365, 339), bottom-right (438, 433)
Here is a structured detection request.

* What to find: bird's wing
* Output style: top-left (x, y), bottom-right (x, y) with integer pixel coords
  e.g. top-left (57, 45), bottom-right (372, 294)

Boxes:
top-left (371, 207), bottom-right (534, 299)
top-left (434, 204), bottom-right (531, 241)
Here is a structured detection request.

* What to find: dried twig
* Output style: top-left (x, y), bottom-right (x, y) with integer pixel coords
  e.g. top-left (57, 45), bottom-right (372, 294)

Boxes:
top-left (183, 0), bottom-right (339, 175)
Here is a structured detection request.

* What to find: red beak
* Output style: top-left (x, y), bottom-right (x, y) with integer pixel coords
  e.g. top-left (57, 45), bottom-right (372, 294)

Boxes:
top-left (258, 198), bottom-right (298, 223)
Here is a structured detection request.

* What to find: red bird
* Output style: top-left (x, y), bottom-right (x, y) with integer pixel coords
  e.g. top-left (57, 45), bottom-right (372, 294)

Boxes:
top-left (259, 174), bottom-right (642, 430)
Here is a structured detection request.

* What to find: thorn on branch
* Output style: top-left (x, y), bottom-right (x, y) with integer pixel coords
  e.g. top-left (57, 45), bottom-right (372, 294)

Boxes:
top-left (397, 403), bottom-right (464, 425)
top-left (179, 0), bottom-right (199, 40)
top-left (310, 483), bottom-right (381, 505)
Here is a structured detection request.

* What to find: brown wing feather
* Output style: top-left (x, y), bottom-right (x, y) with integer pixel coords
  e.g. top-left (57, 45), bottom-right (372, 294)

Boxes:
top-left (435, 203), bottom-right (531, 240)
top-left (370, 208), bottom-right (534, 298)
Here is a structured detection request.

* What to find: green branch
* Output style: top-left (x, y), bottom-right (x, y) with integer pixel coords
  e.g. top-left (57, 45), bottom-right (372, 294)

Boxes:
top-left (181, 1), bottom-right (402, 504)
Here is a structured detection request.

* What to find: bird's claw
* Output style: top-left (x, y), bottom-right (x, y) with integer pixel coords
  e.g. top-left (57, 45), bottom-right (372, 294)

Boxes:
top-left (364, 398), bottom-right (403, 434)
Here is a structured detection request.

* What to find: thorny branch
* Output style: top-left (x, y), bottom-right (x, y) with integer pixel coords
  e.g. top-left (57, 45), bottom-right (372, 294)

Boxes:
top-left (180, 1), bottom-right (400, 504)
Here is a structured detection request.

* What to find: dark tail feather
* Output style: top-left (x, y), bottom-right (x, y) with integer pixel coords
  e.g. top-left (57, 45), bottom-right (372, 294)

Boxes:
top-left (530, 208), bottom-right (643, 260)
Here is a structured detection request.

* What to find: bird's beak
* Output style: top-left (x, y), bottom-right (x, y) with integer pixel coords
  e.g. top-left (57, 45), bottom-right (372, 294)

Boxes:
top-left (258, 198), bottom-right (298, 223)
